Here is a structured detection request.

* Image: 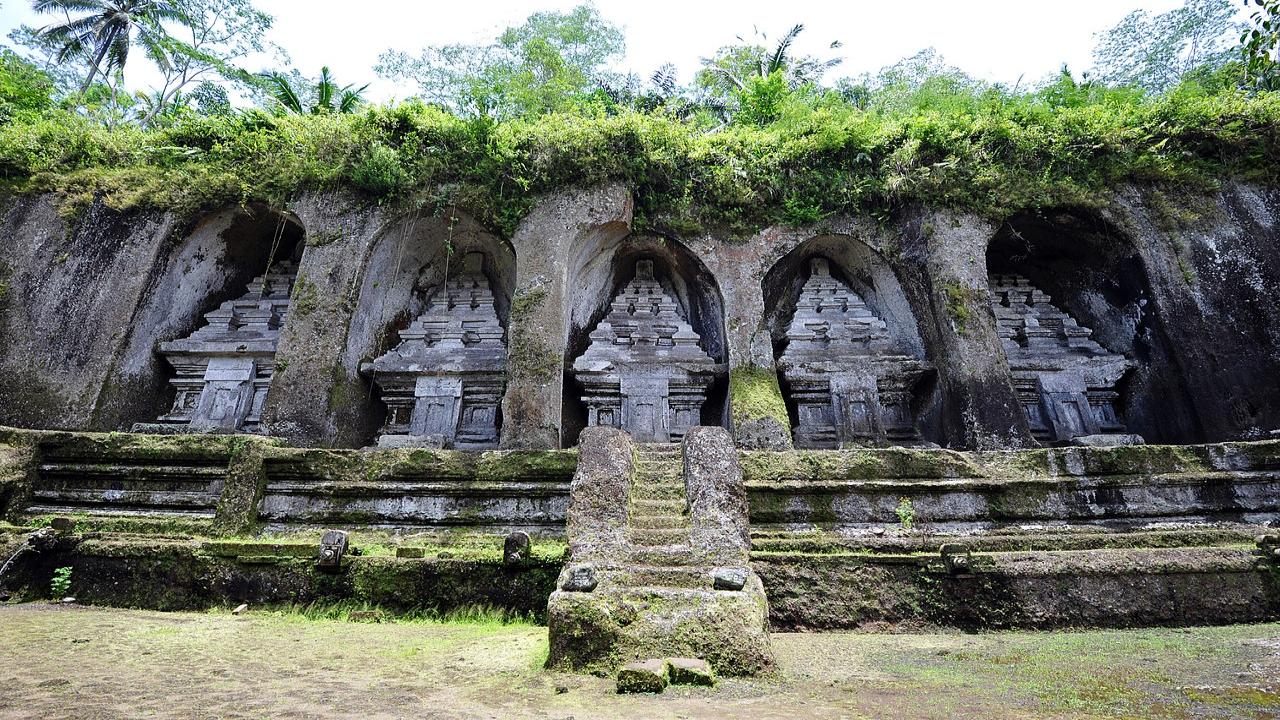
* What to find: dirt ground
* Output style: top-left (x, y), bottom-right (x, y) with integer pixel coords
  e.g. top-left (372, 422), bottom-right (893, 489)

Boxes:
top-left (1, 605), bottom-right (1278, 720)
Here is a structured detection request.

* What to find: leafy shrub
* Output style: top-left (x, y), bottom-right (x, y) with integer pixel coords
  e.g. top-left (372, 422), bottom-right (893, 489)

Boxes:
top-left (50, 566), bottom-right (72, 598)
top-left (895, 498), bottom-right (916, 531)
top-left (0, 79), bottom-right (1276, 235)
top-left (351, 142), bottom-right (409, 196)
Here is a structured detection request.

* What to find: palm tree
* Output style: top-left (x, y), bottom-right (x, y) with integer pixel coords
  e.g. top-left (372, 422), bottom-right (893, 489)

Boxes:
top-left (262, 67), bottom-right (368, 115)
top-left (702, 23), bottom-right (843, 92)
top-left (33, 0), bottom-right (185, 94)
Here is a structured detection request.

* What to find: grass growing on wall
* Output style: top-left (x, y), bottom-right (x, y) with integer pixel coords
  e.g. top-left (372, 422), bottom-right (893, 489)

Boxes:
top-left (1, 77), bottom-right (1278, 237)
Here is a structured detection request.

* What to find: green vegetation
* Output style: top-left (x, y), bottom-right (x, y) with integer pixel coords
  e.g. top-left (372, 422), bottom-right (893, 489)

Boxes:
top-left (261, 66), bottom-right (367, 116)
top-left (3, 76), bottom-right (1279, 236)
top-left (728, 366), bottom-right (791, 433)
top-left (50, 565), bottom-right (72, 597)
top-left (242, 600), bottom-right (537, 626)
top-left (1, 2), bottom-right (1280, 236)
top-left (895, 497), bottom-right (916, 531)
top-left (940, 282), bottom-right (974, 334)
top-left (1091, 0), bottom-right (1243, 93)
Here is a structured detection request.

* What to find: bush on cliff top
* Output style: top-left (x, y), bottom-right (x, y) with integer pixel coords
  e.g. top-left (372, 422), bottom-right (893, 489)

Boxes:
top-left (1, 73), bottom-right (1278, 237)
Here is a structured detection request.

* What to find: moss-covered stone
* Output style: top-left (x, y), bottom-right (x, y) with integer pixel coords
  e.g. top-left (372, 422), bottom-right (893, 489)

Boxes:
top-left (2, 536), bottom-right (559, 618)
top-left (616, 660), bottom-right (669, 693)
top-left (507, 287), bottom-right (558, 384)
top-left (213, 436), bottom-right (279, 536)
top-left (728, 367), bottom-right (790, 437)
top-left (0, 438), bottom-right (36, 521)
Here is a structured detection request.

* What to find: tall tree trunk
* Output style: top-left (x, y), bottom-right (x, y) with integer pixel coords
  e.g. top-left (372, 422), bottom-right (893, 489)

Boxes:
top-left (78, 28), bottom-right (118, 95)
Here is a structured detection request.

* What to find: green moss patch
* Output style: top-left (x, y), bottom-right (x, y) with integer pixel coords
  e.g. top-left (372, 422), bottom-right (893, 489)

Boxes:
top-left (729, 367), bottom-right (790, 431)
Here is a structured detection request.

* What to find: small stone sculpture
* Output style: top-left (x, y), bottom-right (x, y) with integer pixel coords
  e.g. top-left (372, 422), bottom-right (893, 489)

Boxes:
top-left (317, 529), bottom-right (349, 572)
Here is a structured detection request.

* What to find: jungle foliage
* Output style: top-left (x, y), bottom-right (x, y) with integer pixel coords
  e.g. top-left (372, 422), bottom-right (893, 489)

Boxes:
top-left (0, 1), bottom-right (1278, 237)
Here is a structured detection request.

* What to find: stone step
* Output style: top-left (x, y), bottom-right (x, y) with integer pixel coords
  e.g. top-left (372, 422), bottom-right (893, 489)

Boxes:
top-left (632, 474), bottom-right (683, 486)
top-left (629, 514), bottom-right (688, 529)
top-left (634, 458), bottom-right (680, 466)
top-left (629, 483), bottom-right (685, 500)
top-left (629, 471), bottom-right (680, 481)
top-left (629, 466), bottom-right (680, 476)
top-left (629, 527), bottom-right (690, 546)
top-left (25, 504), bottom-right (215, 519)
top-left (631, 498), bottom-right (686, 514)
top-left (620, 565), bottom-right (712, 589)
top-left (634, 466), bottom-right (686, 476)
top-left (30, 488), bottom-right (219, 511)
top-left (635, 447), bottom-right (682, 459)
top-left (627, 544), bottom-right (697, 566)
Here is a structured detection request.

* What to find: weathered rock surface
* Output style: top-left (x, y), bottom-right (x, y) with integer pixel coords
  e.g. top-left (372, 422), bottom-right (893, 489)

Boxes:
top-left (616, 659), bottom-right (668, 694)
top-left (2, 182), bottom-right (1278, 449)
top-left (666, 657), bottom-right (715, 687)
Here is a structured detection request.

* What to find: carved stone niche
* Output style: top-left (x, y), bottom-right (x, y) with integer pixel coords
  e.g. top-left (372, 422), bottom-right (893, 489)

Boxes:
top-left (137, 262), bottom-right (297, 434)
top-left (990, 274), bottom-right (1136, 444)
top-left (571, 259), bottom-right (726, 444)
top-left (362, 252), bottom-right (506, 449)
top-left (778, 257), bottom-right (933, 448)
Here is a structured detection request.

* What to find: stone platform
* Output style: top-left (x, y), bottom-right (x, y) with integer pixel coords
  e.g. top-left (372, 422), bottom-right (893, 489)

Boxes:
top-left (2, 425), bottom-right (1280, 660)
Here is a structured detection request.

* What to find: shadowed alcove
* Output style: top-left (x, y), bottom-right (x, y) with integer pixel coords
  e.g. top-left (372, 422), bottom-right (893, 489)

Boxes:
top-left (561, 234), bottom-right (728, 446)
top-left (986, 209), bottom-right (1201, 444)
top-left (762, 235), bottom-right (944, 447)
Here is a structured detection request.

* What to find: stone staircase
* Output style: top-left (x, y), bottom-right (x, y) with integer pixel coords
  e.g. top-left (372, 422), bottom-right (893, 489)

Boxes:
top-left (546, 427), bottom-right (773, 677)
top-left (627, 444), bottom-right (693, 555)
top-left (617, 443), bottom-right (715, 591)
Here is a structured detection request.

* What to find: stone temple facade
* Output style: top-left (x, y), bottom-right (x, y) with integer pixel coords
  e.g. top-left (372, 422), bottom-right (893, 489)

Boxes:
top-left (778, 258), bottom-right (933, 448)
top-left (143, 262), bottom-right (297, 433)
top-left (362, 252), bottom-right (506, 449)
top-left (990, 274), bottom-right (1134, 444)
top-left (571, 260), bottom-right (725, 444)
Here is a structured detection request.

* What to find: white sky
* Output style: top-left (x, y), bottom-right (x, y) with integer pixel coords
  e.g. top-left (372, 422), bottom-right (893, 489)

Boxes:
top-left (0, 0), bottom-right (1210, 102)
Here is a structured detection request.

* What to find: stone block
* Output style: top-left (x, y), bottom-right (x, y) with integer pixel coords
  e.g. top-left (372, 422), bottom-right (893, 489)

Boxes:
top-left (1070, 434), bottom-right (1146, 447)
top-left (616, 659), bottom-right (668, 694)
top-left (563, 427), bottom-right (634, 562)
top-left (684, 426), bottom-right (750, 564)
top-left (711, 567), bottom-right (748, 591)
top-left (559, 564), bottom-right (598, 592)
top-left (666, 657), bottom-right (715, 687)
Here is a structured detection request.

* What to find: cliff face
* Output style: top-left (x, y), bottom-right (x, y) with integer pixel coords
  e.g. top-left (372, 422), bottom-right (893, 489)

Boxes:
top-left (1, 180), bottom-right (1276, 450)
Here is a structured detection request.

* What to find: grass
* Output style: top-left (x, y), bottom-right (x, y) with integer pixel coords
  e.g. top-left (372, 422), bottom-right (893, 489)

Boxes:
top-left (220, 600), bottom-right (538, 627)
top-left (4, 605), bottom-right (1276, 719)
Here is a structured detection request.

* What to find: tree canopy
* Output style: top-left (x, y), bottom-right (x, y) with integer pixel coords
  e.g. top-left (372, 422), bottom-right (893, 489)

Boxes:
top-left (375, 4), bottom-right (625, 118)
top-left (1090, 0), bottom-right (1244, 92)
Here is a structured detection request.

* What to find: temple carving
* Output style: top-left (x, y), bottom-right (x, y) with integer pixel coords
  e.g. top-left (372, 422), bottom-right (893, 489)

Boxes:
top-left (146, 262), bottom-right (297, 433)
top-left (990, 274), bottom-right (1133, 444)
top-left (778, 258), bottom-right (933, 448)
top-left (571, 259), bottom-right (725, 444)
top-left (363, 252), bottom-right (506, 449)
